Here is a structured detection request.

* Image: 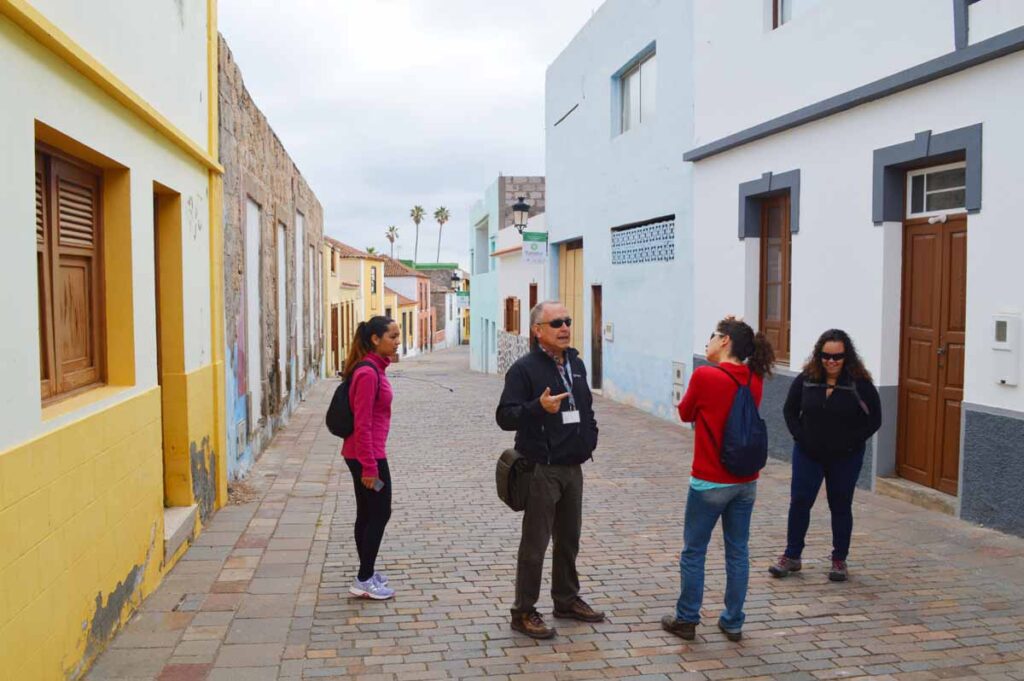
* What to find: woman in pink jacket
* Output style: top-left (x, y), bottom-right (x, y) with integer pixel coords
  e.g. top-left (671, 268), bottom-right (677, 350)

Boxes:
top-left (342, 315), bottom-right (401, 600)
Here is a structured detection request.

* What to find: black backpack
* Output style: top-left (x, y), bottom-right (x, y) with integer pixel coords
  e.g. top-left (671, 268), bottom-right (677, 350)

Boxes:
top-left (325, 361), bottom-right (380, 438)
top-left (701, 366), bottom-right (768, 478)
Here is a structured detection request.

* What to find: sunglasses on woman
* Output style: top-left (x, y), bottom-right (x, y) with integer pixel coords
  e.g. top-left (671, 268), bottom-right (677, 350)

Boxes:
top-left (820, 352), bottom-right (846, 362)
top-left (539, 317), bottom-right (572, 329)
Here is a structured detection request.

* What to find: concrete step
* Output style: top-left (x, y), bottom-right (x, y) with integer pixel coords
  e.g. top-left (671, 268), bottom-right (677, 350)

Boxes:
top-left (163, 504), bottom-right (198, 564)
top-left (875, 476), bottom-right (956, 516)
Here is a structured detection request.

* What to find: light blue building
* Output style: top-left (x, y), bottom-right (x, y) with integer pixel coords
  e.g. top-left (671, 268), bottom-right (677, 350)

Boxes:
top-left (545, 0), bottom-right (695, 420)
top-left (468, 175), bottom-right (545, 374)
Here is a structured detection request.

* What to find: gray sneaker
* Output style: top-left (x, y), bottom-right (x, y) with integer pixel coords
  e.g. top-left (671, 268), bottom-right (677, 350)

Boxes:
top-left (350, 577), bottom-right (395, 600)
top-left (372, 571), bottom-right (389, 586)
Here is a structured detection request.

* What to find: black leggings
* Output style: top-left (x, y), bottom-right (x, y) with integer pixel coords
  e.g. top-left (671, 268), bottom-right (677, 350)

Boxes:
top-left (345, 458), bottom-right (392, 581)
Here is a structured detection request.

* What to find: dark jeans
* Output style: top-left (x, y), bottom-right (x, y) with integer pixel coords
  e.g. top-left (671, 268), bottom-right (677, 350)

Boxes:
top-left (512, 463), bottom-right (583, 615)
top-left (676, 482), bottom-right (757, 632)
top-left (785, 443), bottom-right (864, 562)
top-left (345, 458), bottom-right (392, 581)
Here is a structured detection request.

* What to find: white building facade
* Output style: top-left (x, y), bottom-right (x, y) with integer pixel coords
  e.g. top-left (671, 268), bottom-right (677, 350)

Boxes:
top-left (496, 213), bottom-right (549, 373)
top-left (687, 0), bottom-right (1024, 535)
top-left (545, 0), bottom-right (695, 418)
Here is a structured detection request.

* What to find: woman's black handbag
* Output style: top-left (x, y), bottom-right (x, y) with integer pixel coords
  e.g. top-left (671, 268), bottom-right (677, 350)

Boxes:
top-left (496, 449), bottom-right (534, 511)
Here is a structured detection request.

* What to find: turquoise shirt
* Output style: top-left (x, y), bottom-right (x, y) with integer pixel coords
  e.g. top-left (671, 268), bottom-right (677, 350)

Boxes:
top-left (690, 476), bottom-right (740, 491)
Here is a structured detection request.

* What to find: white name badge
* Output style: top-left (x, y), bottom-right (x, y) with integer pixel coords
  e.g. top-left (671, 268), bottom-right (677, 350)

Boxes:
top-left (562, 410), bottom-right (581, 425)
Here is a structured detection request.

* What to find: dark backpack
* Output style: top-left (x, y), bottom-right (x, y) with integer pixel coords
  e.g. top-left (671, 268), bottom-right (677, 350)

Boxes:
top-left (325, 361), bottom-right (380, 438)
top-left (702, 366), bottom-right (768, 478)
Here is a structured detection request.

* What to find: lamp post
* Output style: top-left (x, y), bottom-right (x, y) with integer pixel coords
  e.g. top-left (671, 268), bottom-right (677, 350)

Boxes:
top-left (512, 196), bottom-right (530, 235)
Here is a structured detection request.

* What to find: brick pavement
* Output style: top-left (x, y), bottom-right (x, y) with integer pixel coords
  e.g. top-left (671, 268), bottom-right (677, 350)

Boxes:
top-left (86, 348), bottom-right (1024, 681)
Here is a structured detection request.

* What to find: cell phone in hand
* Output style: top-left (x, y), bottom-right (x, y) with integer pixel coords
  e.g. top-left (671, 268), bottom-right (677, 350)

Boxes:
top-left (373, 478), bottom-right (386, 492)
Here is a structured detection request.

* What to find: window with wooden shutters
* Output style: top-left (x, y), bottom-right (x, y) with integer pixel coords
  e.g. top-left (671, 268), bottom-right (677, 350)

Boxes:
top-left (504, 297), bottom-right (521, 334)
top-left (35, 148), bottom-right (104, 400)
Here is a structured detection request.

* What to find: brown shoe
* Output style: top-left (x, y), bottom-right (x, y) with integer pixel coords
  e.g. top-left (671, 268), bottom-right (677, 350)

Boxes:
top-left (511, 611), bottom-right (556, 639)
top-left (768, 554), bottom-right (802, 578)
top-left (553, 597), bottom-right (605, 622)
top-left (661, 615), bottom-right (696, 640)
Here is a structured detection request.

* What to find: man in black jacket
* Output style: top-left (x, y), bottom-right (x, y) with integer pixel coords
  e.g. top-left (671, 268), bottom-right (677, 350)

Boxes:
top-left (496, 301), bottom-right (603, 639)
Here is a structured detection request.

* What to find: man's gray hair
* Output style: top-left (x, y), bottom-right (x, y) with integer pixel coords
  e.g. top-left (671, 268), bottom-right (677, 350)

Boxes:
top-left (529, 300), bottom-right (562, 328)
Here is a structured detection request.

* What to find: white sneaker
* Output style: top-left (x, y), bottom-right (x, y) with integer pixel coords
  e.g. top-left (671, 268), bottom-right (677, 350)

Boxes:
top-left (372, 572), bottom-right (389, 586)
top-left (349, 577), bottom-right (394, 600)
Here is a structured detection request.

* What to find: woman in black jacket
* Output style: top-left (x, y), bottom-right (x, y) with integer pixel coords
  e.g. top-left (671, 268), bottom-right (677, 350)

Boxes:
top-left (769, 329), bottom-right (881, 582)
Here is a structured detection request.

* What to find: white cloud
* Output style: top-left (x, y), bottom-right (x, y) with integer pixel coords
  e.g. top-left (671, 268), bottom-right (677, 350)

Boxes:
top-left (219, 0), bottom-right (603, 267)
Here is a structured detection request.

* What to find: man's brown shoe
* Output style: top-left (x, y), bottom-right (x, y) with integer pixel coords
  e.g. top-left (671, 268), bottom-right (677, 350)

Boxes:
top-left (661, 615), bottom-right (696, 640)
top-left (553, 597), bottom-right (605, 623)
top-left (511, 611), bottom-right (556, 639)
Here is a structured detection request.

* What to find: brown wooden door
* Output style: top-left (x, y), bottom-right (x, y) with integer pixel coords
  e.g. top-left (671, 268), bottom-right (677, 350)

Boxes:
top-left (759, 195), bottom-right (791, 363)
top-left (897, 215), bottom-right (966, 495)
top-left (591, 286), bottom-right (603, 390)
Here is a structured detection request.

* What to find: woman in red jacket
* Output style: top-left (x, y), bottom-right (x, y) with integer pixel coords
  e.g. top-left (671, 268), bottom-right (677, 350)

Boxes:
top-left (662, 317), bottom-right (775, 642)
top-left (342, 316), bottom-right (401, 600)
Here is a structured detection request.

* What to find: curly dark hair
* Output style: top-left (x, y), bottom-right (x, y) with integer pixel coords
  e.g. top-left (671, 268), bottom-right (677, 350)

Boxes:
top-left (802, 328), bottom-right (872, 382)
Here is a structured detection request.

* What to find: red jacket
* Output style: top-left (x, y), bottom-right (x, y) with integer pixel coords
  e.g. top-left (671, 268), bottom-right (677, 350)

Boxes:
top-left (341, 352), bottom-right (393, 478)
top-left (678, 362), bottom-right (763, 484)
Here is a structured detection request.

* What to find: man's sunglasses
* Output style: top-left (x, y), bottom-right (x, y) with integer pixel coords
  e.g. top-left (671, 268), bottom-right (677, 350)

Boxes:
top-left (820, 352), bottom-right (846, 362)
top-left (539, 317), bottom-right (572, 329)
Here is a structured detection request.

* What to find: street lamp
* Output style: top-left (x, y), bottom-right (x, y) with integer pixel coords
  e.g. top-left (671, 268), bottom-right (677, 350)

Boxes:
top-left (512, 196), bottom-right (530, 234)
top-left (450, 270), bottom-right (462, 291)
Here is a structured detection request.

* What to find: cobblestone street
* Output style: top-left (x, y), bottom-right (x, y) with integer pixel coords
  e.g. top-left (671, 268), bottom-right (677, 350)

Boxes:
top-left (87, 348), bottom-right (1024, 681)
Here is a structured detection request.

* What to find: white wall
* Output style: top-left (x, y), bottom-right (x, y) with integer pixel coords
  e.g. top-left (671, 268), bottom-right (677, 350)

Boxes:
top-left (387, 276), bottom-right (418, 302)
top-left (691, 52), bottom-right (1024, 415)
top-left (970, 0), bottom-right (1024, 44)
top-left (545, 0), bottom-right (695, 417)
top-left (31, 0), bottom-right (210, 145)
top-left (0, 16), bottom-right (211, 450)
top-left (244, 198), bottom-right (262, 426)
top-left (294, 211), bottom-right (304, 377)
top-left (497, 214), bottom-right (548, 336)
top-left (693, 0), bottom-right (956, 146)
top-left (277, 223), bottom-right (287, 397)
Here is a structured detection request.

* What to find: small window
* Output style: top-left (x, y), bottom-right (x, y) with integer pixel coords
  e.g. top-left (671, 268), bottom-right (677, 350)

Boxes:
top-left (906, 163), bottom-right (967, 218)
top-left (370, 266), bottom-right (377, 294)
top-left (619, 52), bottom-right (656, 134)
top-left (331, 249), bottom-right (336, 274)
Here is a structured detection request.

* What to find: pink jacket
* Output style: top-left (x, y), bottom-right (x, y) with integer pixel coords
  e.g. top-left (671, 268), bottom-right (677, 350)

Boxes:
top-left (341, 352), bottom-right (393, 478)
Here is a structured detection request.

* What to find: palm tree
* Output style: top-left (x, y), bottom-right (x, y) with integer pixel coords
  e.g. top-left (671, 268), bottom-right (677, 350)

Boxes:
top-left (410, 205), bottom-right (425, 263)
top-left (433, 206), bottom-right (450, 262)
top-left (385, 225), bottom-right (399, 258)
top-left (365, 246), bottom-right (378, 255)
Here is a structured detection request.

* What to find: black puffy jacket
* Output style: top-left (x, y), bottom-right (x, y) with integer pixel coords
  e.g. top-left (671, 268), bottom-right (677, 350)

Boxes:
top-left (783, 372), bottom-right (882, 461)
top-left (495, 346), bottom-right (598, 466)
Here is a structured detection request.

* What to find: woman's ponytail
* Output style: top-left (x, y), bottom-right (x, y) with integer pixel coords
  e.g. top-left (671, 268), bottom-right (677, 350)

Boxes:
top-left (747, 331), bottom-right (776, 377)
top-left (716, 318), bottom-right (776, 377)
top-left (343, 317), bottom-right (392, 378)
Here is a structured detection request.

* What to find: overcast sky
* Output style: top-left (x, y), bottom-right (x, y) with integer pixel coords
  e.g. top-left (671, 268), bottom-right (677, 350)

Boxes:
top-left (219, 0), bottom-right (603, 269)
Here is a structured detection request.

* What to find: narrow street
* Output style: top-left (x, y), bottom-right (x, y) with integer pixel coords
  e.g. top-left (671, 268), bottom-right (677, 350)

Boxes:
top-left (87, 349), bottom-right (1024, 681)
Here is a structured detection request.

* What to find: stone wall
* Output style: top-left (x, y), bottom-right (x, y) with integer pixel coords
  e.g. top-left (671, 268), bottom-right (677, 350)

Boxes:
top-left (498, 330), bottom-right (531, 375)
top-left (499, 176), bottom-right (546, 229)
top-left (423, 269), bottom-right (456, 332)
top-left (219, 35), bottom-right (324, 478)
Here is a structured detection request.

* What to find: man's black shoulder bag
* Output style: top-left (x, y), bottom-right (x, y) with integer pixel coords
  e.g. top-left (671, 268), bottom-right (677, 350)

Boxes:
top-left (496, 449), bottom-right (534, 512)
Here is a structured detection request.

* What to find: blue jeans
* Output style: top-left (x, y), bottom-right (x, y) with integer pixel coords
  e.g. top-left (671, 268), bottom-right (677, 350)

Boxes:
top-left (676, 482), bottom-right (757, 632)
top-left (785, 443), bottom-right (865, 561)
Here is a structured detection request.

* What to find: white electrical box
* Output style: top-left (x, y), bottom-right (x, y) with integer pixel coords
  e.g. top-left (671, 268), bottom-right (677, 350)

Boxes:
top-left (993, 313), bottom-right (1020, 386)
top-left (603, 323), bottom-right (614, 342)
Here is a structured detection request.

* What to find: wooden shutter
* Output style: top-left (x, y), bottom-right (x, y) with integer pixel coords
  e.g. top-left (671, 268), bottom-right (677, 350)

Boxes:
top-left (36, 153), bottom-right (55, 399)
top-left (52, 158), bottom-right (102, 392)
top-left (513, 298), bottom-right (521, 335)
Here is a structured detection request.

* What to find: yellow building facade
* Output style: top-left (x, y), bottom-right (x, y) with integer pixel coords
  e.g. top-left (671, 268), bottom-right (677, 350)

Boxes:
top-left (0, 1), bottom-right (226, 678)
top-left (323, 238), bottom-right (362, 377)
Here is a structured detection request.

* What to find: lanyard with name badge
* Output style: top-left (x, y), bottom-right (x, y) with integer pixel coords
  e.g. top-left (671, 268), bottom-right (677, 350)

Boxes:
top-left (557, 360), bottom-right (580, 424)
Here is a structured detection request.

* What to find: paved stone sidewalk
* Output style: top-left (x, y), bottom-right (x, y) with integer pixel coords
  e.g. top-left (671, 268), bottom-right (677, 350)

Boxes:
top-left (87, 348), bottom-right (1024, 681)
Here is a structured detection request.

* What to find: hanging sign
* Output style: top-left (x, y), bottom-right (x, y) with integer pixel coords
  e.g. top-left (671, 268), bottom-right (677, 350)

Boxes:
top-left (457, 291), bottom-right (470, 310)
top-left (522, 231), bottom-right (548, 264)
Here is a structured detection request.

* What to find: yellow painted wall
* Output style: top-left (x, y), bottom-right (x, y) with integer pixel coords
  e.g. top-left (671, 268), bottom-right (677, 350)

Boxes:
top-left (0, 389), bottom-right (163, 680)
top-left (399, 302), bottom-right (417, 353)
top-left (363, 259), bottom-right (386, 320)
